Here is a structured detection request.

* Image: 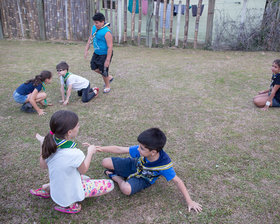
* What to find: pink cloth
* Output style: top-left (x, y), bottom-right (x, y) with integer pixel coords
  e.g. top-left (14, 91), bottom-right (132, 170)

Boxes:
top-left (142, 0), bottom-right (148, 15)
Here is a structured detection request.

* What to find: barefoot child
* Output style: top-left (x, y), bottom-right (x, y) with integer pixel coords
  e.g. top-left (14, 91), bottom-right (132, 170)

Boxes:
top-left (13, 71), bottom-right (52, 115)
top-left (30, 110), bottom-right (114, 214)
top-left (56, 61), bottom-right (99, 105)
top-left (97, 128), bottom-right (202, 213)
top-left (253, 59), bottom-right (280, 111)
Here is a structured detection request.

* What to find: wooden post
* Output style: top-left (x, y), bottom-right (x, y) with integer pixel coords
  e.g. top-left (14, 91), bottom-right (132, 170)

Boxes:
top-left (88, 0), bottom-right (95, 35)
top-left (169, 0), bottom-right (174, 47)
top-left (145, 0), bottom-right (153, 48)
top-left (96, 0), bottom-right (100, 13)
top-left (124, 0), bottom-right (127, 43)
top-left (193, 0), bottom-right (203, 49)
top-left (155, 0), bottom-right (160, 47)
top-left (183, 0), bottom-right (190, 48)
top-left (137, 0), bottom-right (142, 45)
top-left (110, 0), bottom-right (113, 35)
top-left (205, 0), bottom-right (215, 47)
top-left (131, 0), bottom-right (136, 44)
top-left (16, 0), bottom-right (24, 38)
top-left (114, 0), bottom-right (118, 42)
top-left (36, 0), bottom-right (46, 40)
top-left (175, 1), bottom-right (182, 47)
top-left (104, 0), bottom-right (108, 20)
top-left (0, 11), bottom-right (3, 39)
top-left (118, 0), bottom-right (122, 44)
top-left (162, 0), bottom-right (167, 45)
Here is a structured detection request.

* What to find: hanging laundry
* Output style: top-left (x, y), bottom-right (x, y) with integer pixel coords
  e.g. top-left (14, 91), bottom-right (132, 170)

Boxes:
top-left (191, 4), bottom-right (204, 17)
top-left (160, 3), bottom-right (171, 29)
top-left (173, 4), bottom-right (191, 16)
top-left (142, 0), bottom-right (148, 15)
top-left (154, 1), bottom-right (162, 16)
top-left (128, 0), bottom-right (139, 14)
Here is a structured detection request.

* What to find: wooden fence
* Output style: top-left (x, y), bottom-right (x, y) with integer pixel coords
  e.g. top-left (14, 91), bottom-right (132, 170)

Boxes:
top-left (0, 0), bottom-right (216, 48)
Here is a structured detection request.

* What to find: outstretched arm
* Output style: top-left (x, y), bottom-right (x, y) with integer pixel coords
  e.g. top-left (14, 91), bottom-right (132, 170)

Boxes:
top-left (36, 133), bottom-right (48, 169)
top-left (84, 33), bottom-right (93, 59)
top-left (96, 145), bottom-right (129, 154)
top-left (172, 175), bottom-right (202, 213)
top-left (104, 32), bottom-right (113, 68)
top-left (78, 143), bottom-right (96, 175)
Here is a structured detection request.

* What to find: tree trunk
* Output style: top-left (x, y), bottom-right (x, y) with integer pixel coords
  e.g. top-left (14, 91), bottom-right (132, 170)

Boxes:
top-left (137, 0), bottom-right (142, 46)
top-left (169, 0), bottom-right (174, 47)
top-left (155, 0), bottom-right (160, 47)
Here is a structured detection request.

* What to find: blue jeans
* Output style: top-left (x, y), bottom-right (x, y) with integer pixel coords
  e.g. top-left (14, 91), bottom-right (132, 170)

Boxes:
top-left (111, 157), bottom-right (152, 195)
top-left (13, 91), bottom-right (27, 104)
top-left (272, 98), bottom-right (280, 107)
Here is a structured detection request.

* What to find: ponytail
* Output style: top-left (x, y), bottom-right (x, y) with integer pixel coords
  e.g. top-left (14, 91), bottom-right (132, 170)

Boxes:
top-left (25, 71), bottom-right (52, 86)
top-left (42, 133), bottom-right (57, 159)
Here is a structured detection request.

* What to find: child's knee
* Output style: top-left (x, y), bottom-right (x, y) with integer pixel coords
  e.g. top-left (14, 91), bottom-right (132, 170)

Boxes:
top-left (102, 157), bottom-right (113, 169)
top-left (121, 183), bottom-right (132, 196)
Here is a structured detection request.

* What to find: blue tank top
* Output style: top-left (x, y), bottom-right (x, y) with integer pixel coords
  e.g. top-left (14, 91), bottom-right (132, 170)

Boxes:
top-left (91, 25), bottom-right (111, 55)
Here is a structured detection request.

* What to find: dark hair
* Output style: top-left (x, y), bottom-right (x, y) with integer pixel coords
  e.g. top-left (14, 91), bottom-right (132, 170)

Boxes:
top-left (137, 128), bottom-right (167, 152)
top-left (56, 61), bottom-right (69, 71)
top-left (92, 13), bottom-right (105, 22)
top-left (25, 70), bottom-right (52, 86)
top-left (42, 110), bottom-right (79, 159)
top-left (273, 59), bottom-right (280, 68)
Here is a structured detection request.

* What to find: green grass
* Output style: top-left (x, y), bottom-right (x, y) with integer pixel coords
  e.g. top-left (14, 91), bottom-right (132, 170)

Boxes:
top-left (0, 40), bottom-right (279, 224)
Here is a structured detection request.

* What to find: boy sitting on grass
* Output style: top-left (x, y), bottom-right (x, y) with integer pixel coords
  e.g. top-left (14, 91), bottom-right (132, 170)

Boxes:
top-left (56, 61), bottom-right (99, 105)
top-left (97, 128), bottom-right (202, 213)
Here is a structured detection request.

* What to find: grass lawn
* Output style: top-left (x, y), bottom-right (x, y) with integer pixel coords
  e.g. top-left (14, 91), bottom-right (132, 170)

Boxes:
top-left (0, 40), bottom-right (279, 224)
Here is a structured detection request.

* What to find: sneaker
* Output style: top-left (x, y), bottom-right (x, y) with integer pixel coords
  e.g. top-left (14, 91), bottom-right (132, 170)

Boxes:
top-left (54, 203), bottom-right (81, 214)
top-left (30, 188), bottom-right (50, 198)
top-left (93, 87), bottom-right (99, 97)
top-left (21, 103), bottom-right (36, 113)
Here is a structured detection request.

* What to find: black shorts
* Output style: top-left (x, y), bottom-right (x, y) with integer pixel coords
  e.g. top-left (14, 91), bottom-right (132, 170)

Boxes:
top-left (90, 52), bottom-right (113, 77)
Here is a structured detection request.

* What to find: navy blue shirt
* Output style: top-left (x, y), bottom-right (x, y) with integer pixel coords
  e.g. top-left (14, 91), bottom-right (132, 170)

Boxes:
top-left (16, 82), bottom-right (42, 95)
top-left (270, 73), bottom-right (280, 102)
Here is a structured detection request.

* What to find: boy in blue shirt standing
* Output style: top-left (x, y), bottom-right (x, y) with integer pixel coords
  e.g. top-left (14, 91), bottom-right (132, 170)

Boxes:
top-left (84, 13), bottom-right (113, 94)
top-left (97, 128), bottom-right (202, 213)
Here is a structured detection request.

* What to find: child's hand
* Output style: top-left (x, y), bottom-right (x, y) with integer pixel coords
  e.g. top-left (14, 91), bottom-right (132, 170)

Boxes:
top-left (35, 133), bottom-right (44, 144)
top-left (38, 109), bottom-right (46, 116)
top-left (59, 100), bottom-right (64, 104)
top-left (47, 103), bottom-right (53, 106)
top-left (63, 100), bottom-right (69, 106)
top-left (96, 146), bottom-right (103, 152)
top-left (261, 106), bottom-right (269, 111)
top-left (187, 200), bottom-right (202, 213)
top-left (83, 142), bottom-right (96, 154)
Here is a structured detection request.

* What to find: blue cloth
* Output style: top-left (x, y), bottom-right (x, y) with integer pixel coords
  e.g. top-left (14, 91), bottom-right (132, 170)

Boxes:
top-left (129, 145), bottom-right (176, 184)
top-left (13, 90), bottom-right (27, 104)
top-left (128, 0), bottom-right (139, 14)
top-left (92, 25), bottom-right (111, 55)
top-left (111, 157), bottom-right (151, 195)
top-left (16, 82), bottom-right (42, 95)
top-left (160, 4), bottom-right (171, 29)
top-left (269, 73), bottom-right (280, 104)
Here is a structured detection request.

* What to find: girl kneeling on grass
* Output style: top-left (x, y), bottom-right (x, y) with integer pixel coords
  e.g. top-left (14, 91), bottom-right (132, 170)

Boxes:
top-left (253, 59), bottom-right (280, 111)
top-left (13, 71), bottom-right (53, 115)
top-left (30, 110), bottom-right (114, 214)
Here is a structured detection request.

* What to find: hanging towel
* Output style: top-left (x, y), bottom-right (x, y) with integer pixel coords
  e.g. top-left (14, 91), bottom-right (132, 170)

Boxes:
top-left (181, 5), bottom-right (186, 15)
top-left (142, 0), bottom-right (148, 15)
top-left (128, 0), bottom-right (139, 14)
top-left (160, 4), bottom-right (171, 29)
top-left (192, 4), bottom-right (204, 17)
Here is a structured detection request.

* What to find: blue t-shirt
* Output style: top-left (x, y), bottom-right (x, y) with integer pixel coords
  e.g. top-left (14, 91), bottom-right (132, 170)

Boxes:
top-left (16, 82), bottom-right (42, 95)
top-left (92, 25), bottom-right (111, 55)
top-left (129, 145), bottom-right (176, 184)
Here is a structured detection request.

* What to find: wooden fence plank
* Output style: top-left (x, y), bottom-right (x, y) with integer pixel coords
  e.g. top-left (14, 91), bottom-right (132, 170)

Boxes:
top-left (175, 1), bottom-right (182, 47)
top-left (194, 0), bottom-right (203, 49)
top-left (123, 0), bottom-right (127, 43)
top-left (205, 0), bottom-right (215, 47)
top-left (137, 0), bottom-right (142, 45)
top-left (169, 0), bottom-right (174, 47)
top-left (155, 0), bottom-right (160, 46)
top-left (162, 0), bottom-right (167, 45)
top-left (183, 0), bottom-right (190, 48)
top-left (131, 0), bottom-right (136, 44)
